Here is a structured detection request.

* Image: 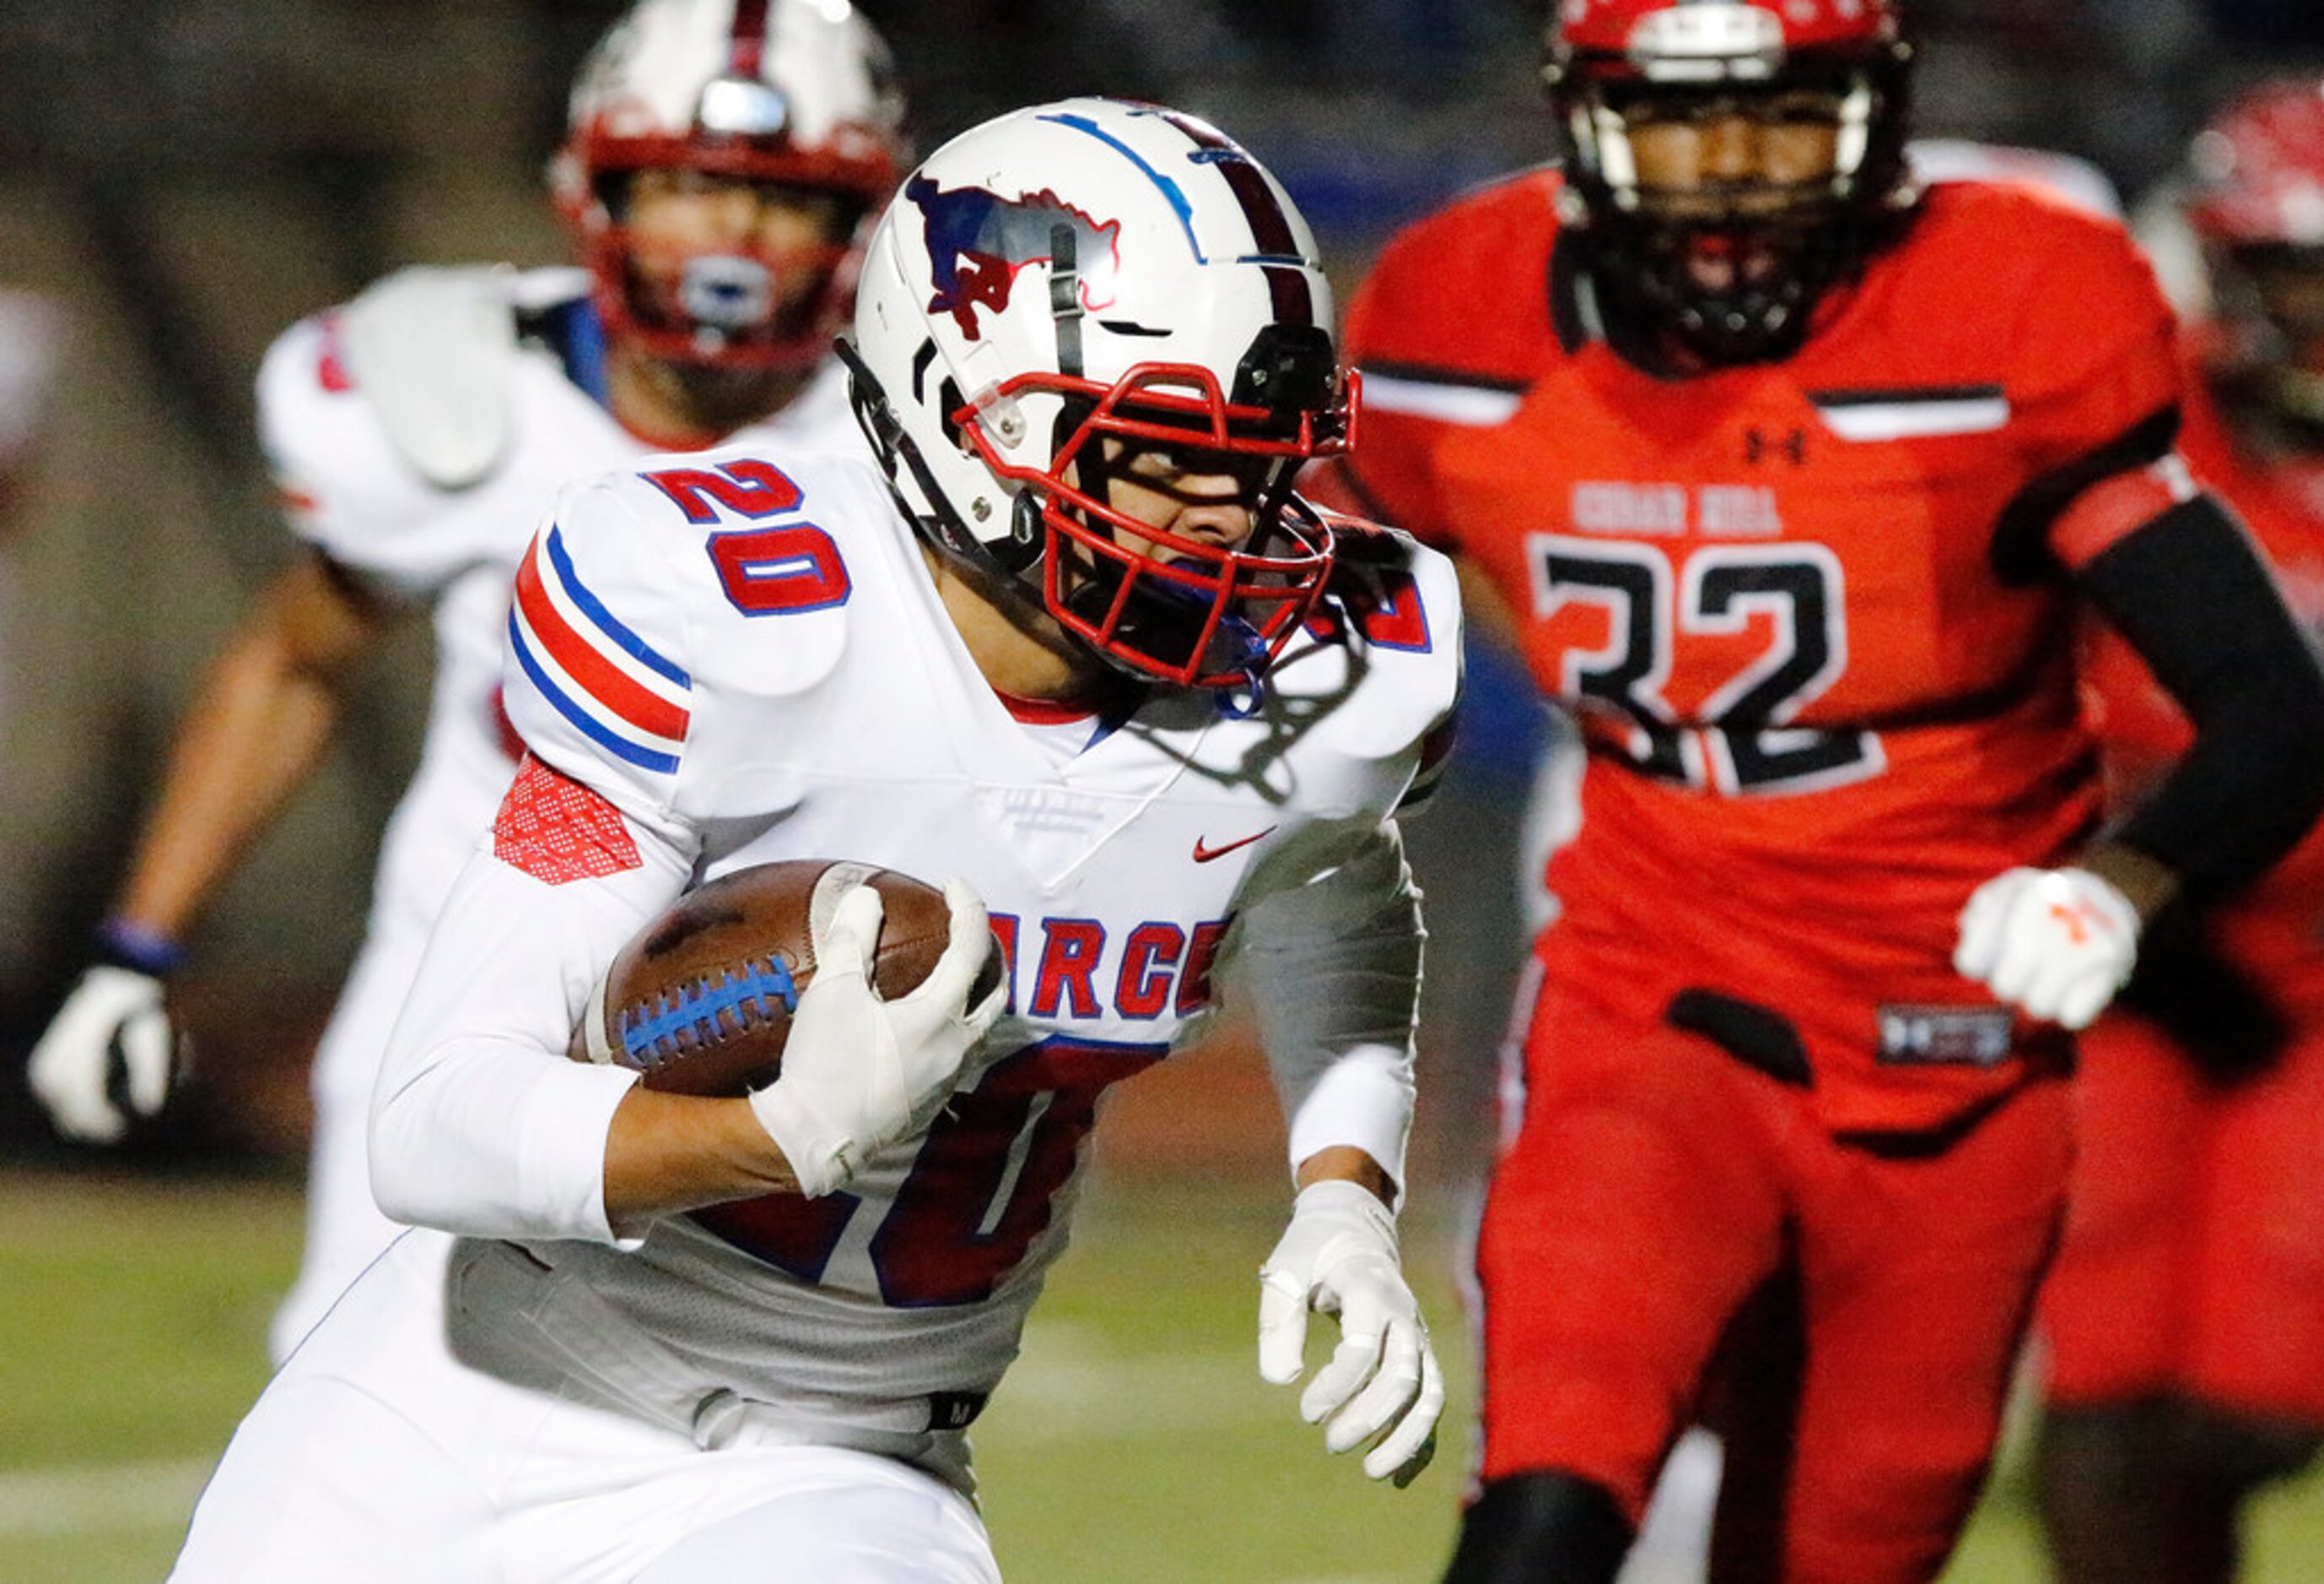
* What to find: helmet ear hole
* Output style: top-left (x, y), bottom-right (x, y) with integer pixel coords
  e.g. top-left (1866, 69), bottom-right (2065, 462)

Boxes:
top-left (936, 376), bottom-right (968, 448)
top-left (594, 170), bottom-right (635, 223)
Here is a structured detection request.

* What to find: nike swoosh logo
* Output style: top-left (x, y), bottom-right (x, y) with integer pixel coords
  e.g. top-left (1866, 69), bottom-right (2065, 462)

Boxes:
top-left (1193, 827), bottom-right (1276, 863)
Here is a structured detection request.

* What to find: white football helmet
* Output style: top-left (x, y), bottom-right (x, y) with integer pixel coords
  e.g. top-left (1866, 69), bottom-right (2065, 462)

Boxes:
top-left (553, 0), bottom-right (905, 372)
top-left (844, 97), bottom-right (1352, 692)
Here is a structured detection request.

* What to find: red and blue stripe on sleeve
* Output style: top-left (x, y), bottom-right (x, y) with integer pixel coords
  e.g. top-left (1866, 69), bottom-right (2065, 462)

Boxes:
top-left (508, 525), bottom-right (691, 774)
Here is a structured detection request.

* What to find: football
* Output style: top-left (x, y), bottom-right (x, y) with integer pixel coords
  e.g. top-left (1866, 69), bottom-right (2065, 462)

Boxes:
top-left (570, 859), bottom-right (1002, 1096)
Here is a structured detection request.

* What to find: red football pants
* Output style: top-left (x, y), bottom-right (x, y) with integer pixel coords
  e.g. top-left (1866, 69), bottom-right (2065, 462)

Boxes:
top-left (2041, 1010), bottom-right (2324, 1425)
top-left (1475, 973), bottom-right (2073, 1583)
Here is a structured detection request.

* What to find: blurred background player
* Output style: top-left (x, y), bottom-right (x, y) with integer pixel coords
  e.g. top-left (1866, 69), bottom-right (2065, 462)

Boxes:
top-left (1320, 1), bottom-right (2324, 1578)
top-left (24, 0), bottom-right (907, 1361)
top-left (2035, 78), bottom-right (2324, 1584)
top-left (173, 96), bottom-right (1451, 1580)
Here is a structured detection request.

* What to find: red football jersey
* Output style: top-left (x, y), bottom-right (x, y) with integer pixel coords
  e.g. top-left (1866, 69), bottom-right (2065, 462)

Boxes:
top-left (1342, 172), bottom-right (2183, 1131)
top-left (2081, 359), bottom-right (2324, 1016)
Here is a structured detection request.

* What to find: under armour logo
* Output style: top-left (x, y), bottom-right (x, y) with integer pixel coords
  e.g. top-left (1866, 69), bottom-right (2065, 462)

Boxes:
top-left (1744, 428), bottom-right (1808, 466)
top-left (2047, 898), bottom-right (2118, 946)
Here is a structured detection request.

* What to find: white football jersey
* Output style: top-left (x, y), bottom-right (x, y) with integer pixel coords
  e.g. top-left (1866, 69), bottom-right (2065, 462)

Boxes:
top-left (257, 266), bottom-right (863, 944)
top-left (374, 439), bottom-right (1463, 1490)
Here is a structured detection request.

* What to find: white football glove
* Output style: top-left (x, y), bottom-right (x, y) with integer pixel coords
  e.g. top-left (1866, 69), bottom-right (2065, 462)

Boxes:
top-left (1259, 1178), bottom-right (1444, 1485)
top-left (748, 879), bottom-right (1004, 1199)
top-left (1953, 865), bottom-right (2140, 1031)
top-left (27, 966), bottom-right (191, 1143)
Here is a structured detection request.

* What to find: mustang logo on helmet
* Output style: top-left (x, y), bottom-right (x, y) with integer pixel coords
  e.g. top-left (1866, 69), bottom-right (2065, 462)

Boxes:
top-left (906, 177), bottom-right (1122, 339)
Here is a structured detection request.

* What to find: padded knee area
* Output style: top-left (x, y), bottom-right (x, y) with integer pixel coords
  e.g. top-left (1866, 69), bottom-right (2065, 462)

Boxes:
top-left (1443, 1469), bottom-right (1634, 1584)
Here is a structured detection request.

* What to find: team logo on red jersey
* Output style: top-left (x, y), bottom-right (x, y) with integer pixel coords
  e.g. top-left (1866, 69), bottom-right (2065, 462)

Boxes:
top-left (905, 175), bottom-right (1120, 338)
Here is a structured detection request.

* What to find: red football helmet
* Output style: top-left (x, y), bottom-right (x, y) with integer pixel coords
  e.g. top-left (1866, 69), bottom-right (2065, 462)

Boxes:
top-left (2184, 78), bottom-right (2324, 439)
top-left (552, 0), bottom-right (906, 374)
top-left (1544, 0), bottom-right (1915, 364)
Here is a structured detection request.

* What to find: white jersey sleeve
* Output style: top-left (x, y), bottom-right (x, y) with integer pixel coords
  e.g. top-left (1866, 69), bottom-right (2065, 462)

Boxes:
top-left (1230, 525), bottom-right (1464, 1200)
top-left (1237, 817), bottom-right (1426, 1197)
top-left (372, 450), bottom-right (869, 1243)
top-left (496, 472), bottom-right (704, 832)
top-left (370, 815), bottom-right (684, 1244)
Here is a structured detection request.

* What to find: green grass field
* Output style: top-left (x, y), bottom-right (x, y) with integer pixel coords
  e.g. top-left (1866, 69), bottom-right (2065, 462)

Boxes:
top-left (7, 1162), bottom-right (2324, 1581)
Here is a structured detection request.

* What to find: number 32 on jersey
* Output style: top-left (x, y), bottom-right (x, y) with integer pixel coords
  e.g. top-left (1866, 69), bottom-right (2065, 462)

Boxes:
top-left (1530, 533), bottom-right (1885, 795)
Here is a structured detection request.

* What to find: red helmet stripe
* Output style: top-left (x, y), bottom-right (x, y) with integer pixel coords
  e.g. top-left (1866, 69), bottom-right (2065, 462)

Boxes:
top-left (729, 0), bottom-right (771, 78)
top-left (1264, 265), bottom-right (1315, 329)
top-left (1154, 109), bottom-right (1232, 152)
top-left (1151, 108), bottom-right (1304, 259)
top-left (1214, 158), bottom-right (1300, 258)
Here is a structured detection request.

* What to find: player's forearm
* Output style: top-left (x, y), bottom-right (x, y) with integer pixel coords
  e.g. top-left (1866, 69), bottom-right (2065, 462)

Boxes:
top-left (378, 1048), bottom-right (802, 1242)
top-left (371, 1026), bottom-right (644, 1242)
top-left (1244, 826), bottom-right (1425, 1204)
top-left (1294, 1144), bottom-right (1398, 1206)
top-left (2072, 839), bottom-right (2181, 927)
top-left (115, 629), bottom-right (342, 935)
top-left (601, 1088), bottom-right (801, 1235)
top-left (112, 558), bottom-right (382, 939)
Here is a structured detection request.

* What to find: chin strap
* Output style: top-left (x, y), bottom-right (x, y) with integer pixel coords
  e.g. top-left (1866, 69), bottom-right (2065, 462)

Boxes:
top-left (1048, 224), bottom-right (1085, 379)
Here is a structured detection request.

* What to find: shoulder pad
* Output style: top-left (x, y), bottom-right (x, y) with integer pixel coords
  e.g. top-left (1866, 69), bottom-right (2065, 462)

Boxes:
top-left (1322, 509), bottom-right (1418, 564)
top-left (1289, 511), bottom-right (1460, 685)
top-left (1907, 139), bottom-right (2122, 221)
top-left (1320, 511), bottom-right (1433, 606)
top-left (337, 264), bottom-right (520, 490)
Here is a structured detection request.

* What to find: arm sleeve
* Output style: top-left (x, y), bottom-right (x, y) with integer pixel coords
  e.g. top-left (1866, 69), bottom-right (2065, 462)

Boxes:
top-left (1232, 818), bottom-right (1425, 1203)
top-left (369, 809), bottom-right (692, 1243)
top-left (2074, 492), bottom-right (2324, 899)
